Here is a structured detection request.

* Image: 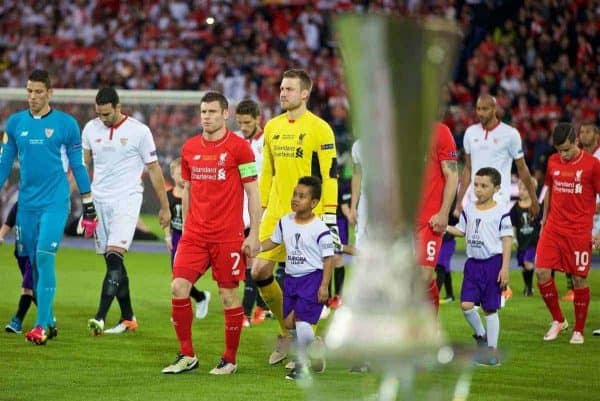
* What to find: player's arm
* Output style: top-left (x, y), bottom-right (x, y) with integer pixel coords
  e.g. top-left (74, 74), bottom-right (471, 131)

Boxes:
top-left (317, 126), bottom-right (338, 216)
top-left (0, 191), bottom-right (19, 244)
top-left (498, 236), bottom-right (512, 288)
top-left (515, 157), bottom-right (539, 217)
top-left (317, 124), bottom-right (340, 251)
top-left (342, 244), bottom-right (357, 256)
top-left (430, 159), bottom-right (458, 233)
top-left (262, 217), bottom-right (283, 252)
top-left (540, 187), bottom-right (550, 228)
top-left (454, 153), bottom-right (471, 218)
top-left (447, 208), bottom-right (466, 237)
top-left (146, 161), bottom-right (171, 229)
top-left (259, 127), bottom-right (274, 211)
top-left (0, 129), bottom-right (18, 190)
top-left (182, 180), bottom-right (190, 224)
top-left (83, 149), bottom-right (93, 173)
top-left (0, 201), bottom-right (15, 244)
top-left (318, 255), bottom-right (334, 304)
top-left (242, 179), bottom-right (261, 257)
top-left (66, 118), bottom-right (97, 237)
top-left (260, 238), bottom-right (279, 253)
top-left (349, 161), bottom-right (362, 226)
top-left (445, 226), bottom-right (464, 237)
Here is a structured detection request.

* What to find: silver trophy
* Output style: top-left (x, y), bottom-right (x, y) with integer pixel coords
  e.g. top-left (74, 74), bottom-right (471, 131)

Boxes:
top-left (322, 15), bottom-right (463, 401)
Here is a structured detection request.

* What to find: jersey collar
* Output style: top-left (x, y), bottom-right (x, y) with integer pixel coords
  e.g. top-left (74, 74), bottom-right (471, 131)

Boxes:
top-left (29, 108), bottom-right (53, 119)
top-left (482, 119), bottom-right (501, 140)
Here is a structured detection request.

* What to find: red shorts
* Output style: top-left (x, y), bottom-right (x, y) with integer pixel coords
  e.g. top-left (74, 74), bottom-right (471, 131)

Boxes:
top-left (173, 235), bottom-right (246, 288)
top-left (415, 222), bottom-right (443, 268)
top-left (535, 228), bottom-right (592, 278)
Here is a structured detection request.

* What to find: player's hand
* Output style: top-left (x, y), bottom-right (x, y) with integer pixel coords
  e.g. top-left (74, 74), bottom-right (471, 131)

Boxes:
top-left (318, 285), bottom-right (329, 304)
top-left (452, 205), bottom-right (462, 219)
top-left (242, 229), bottom-right (260, 257)
top-left (497, 267), bottom-right (509, 288)
top-left (528, 202), bottom-right (540, 219)
top-left (158, 207), bottom-right (171, 229)
top-left (348, 208), bottom-right (358, 226)
top-left (164, 235), bottom-right (173, 252)
top-left (78, 198), bottom-right (98, 238)
top-left (322, 214), bottom-right (342, 253)
top-left (593, 234), bottom-right (600, 250)
top-left (0, 237), bottom-right (4, 245)
top-left (429, 212), bottom-right (448, 233)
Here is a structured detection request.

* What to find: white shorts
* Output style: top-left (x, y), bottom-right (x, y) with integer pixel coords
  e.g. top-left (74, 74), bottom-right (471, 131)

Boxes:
top-left (93, 193), bottom-right (143, 254)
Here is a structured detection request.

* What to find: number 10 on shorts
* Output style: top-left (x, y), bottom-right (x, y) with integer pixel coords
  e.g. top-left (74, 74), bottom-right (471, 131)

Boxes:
top-left (574, 251), bottom-right (589, 272)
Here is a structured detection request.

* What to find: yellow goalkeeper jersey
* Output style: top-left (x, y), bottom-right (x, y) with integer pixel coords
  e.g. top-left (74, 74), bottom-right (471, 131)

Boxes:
top-left (260, 110), bottom-right (338, 220)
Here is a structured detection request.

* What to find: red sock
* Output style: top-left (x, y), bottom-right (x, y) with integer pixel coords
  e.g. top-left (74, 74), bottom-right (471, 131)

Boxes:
top-left (223, 306), bottom-right (245, 364)
top-left (573, 287), bottom-right (590, 333)
top-left (538, 279), bottom-right (564, 323)
top-left (172, 298), bottom-right (194, 356)
top-left (427, 279), bottom-right (439, 315)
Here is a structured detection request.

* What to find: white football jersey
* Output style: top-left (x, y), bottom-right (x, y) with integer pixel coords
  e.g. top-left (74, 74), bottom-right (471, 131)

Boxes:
top-left (236, 130), bottom-right (264, 228)
top-left (456, 201), bottom-right (513, 260)
top-left (271, 213), bottom-right (334, 277)
top-left (82, 116), bottom-right (158, 202)
top-left (464, 122), bottom-right (524, 205)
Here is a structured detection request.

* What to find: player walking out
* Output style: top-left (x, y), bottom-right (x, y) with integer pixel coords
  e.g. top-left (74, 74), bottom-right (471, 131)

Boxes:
top-left (161, 92), bottom-right (261, 375)
top-left (0, 69), bottom-right (95, 344)
top-left (535, 123), bottom-right (600, 344)
top-left (84, 87), bottom-right (171, 335)
top-left (251, 69), bottom-right (339, 365)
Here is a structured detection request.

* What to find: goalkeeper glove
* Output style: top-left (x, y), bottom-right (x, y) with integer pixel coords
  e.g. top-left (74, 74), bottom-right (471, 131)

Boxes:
top-left (322, 213), bottom-right (342, 253)
top-left (77, 196), bottom-right (98, 238)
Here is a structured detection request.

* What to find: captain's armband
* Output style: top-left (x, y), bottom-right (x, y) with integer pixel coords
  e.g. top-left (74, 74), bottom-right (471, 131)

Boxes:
top-left (239, 162), bottom-right (258, 178)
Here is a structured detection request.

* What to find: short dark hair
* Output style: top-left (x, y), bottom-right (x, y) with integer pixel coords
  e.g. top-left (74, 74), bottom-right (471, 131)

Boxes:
top-left (95, 87), bottom-right (119, 107)
top-left (475, 167), bottom-right (501, 187)
top-left (283, 69), bottom-right (312, 92)
top-left (201, 91), bottom-right (228, 111)
top-left (236, 99), bottom-right (260, 118)
top-left (298, 176), bottom-right (322, 200)
top-left (552, 122), bottom-right (576, 146)
top-left (28, 69), bottom-right (52, 89)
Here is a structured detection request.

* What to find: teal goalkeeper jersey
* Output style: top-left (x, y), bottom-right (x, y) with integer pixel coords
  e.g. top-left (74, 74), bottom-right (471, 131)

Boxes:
top-left (0, 108), bottom-right (91, 210)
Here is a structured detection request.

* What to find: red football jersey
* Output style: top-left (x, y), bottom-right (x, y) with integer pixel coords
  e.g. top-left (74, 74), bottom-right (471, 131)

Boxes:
top-left (181, 130), bottom-right (257, 241)
top-left (544, 150), bottom-right (600, 237)
top-left (416, 123), bottom-right (458, 224)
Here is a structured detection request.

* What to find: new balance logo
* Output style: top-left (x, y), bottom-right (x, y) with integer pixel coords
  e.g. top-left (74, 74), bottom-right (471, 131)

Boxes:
top-left (20, 131), bottom-right (28, 137)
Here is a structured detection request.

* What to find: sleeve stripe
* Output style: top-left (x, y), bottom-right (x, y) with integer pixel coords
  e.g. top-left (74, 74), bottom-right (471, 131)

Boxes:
top-left (498, 213), bottom-right (511, 231)
top-left (316, 230), bottom-right (330, 244)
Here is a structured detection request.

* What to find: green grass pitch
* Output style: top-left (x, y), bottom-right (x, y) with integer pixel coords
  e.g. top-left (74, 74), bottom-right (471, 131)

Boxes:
top-left (1, 242), bottom-right (599, 401)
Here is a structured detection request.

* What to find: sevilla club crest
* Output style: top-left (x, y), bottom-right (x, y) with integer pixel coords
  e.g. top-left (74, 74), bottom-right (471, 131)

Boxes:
top-left (45, 128), bottom-right (54, 138)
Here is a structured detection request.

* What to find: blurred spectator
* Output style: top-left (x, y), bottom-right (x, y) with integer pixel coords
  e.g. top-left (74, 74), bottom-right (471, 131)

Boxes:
top-left (0, 0), bottom-right (597, 181)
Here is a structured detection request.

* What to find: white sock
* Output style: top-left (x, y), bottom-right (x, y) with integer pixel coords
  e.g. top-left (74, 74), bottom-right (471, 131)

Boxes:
top-left (484, 313), bottom-right (499, 349)
top-left (295, 321), bottom-right (314, 365)
top-left (463, 308), bottom-right (486, 337)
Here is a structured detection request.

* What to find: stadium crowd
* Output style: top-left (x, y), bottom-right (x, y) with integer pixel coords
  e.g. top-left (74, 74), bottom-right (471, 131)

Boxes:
top-left (0, 0), bottom-right (599, 174)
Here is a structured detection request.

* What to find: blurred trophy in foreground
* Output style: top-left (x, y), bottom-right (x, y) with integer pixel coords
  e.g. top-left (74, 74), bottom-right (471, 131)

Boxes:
top-left (322, 14), bottom-right (463, 401)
